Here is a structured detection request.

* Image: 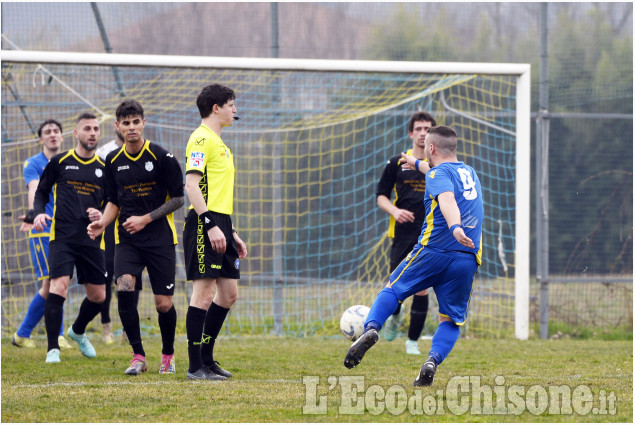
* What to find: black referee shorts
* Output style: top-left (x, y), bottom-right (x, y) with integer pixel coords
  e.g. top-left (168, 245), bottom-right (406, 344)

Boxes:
top-left (183, 209), bottom-right (240, 281)
top-left (114, 243), bottom-right (176, 296)
top-left (48, 240), bottom-right (106, 285)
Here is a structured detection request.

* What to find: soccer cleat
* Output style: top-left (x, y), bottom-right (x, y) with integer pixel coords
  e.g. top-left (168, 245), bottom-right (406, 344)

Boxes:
top-left (58, 335), bottom-right (73, 349)
top-left (46, 348), bottom-right (61, 363)
top-left (382, 310), bottom-right (403, 342)
top-left (125, 354), bottom-right (148, 375)
top-left (102, 322), bottom-right (114, 345)
top-left (413, 356), bottom-right (437, 386)
top-left (186, 368), bottom-right (227, 381)
top-left (159, 354), bottom-right (176, 374)
top-left (12, 333), bottom-right (36, 348)
top-left (67, 326), bottom-right (96, 358)
top-left (205, 360), bottom-right (232, 378)
top-left (344, 329), bottom-right (379, 369)
top-left (405, 339), bottom-right (421, 355)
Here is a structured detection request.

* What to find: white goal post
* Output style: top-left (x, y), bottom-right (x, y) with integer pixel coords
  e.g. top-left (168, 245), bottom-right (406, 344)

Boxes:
top-left (1, 49), bottom-right (530, 339)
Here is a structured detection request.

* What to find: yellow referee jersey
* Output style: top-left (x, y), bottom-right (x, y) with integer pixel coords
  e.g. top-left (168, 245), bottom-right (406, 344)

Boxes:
top-left (185, 124), bottom-right (235, 215)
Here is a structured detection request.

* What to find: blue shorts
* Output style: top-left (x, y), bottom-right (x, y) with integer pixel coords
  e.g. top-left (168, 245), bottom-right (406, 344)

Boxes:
top-left (389, 246), bottom-right (478, 325)
top-left (28, 235), bottom-right (50, 280)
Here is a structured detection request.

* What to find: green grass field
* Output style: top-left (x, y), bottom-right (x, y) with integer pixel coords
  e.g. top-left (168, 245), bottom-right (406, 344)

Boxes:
top-left (2, 335), bottom-right (632, 422)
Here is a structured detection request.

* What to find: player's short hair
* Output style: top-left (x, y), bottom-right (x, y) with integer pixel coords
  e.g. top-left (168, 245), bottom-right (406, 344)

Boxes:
top-left (427, 125), bottom-right (457, 154)
top-left (76, 112), bottom-right (97, 124)
top-left (408, 111), bottom-right (436, 133)
top-left (197, 84), bottom-right (235, 119)
top-left (37, 119), bottom-right (62, 138)
top-left (115, 100), bottom-right (145, 122)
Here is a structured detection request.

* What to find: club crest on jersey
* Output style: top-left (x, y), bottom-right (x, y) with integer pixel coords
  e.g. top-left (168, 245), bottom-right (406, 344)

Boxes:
top-left (189, 151), bottom-right (205, 168)
top-left (145, 161), bottom-right (154, 172)
top-left (95, 168), bottom-right (103, 178)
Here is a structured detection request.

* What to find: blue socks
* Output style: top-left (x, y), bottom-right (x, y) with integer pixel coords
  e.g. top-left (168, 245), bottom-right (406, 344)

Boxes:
top-left (429, 321), bottom-right (460, 364)
top-left (18, 292), bottom-right (64, 338)
top-left (364, 286), bottom-right (400, 332)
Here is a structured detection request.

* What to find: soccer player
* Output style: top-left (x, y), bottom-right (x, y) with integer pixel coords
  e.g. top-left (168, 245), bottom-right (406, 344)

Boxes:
top-left (87, 100), bottom-right (184, 376)
top-left (13, 120), bottom-right (72, 350)
top-left (95, 125), bottom-right (140, 345)
top-left (28, 112), bottom-right (108, 364)
top-left (183, 84), bottom-right (247, 380)
top-left (344, 126), bottom-right (483, 387)
top-left (376, 111), bottom-right (435, 355)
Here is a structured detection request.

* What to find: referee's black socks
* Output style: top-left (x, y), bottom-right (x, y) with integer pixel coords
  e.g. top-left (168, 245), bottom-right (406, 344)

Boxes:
top-left (186, 306), bottom-right (207, 373)
top-left (201, 302), bottom-right (230, 366)
top-left (45, 293), bottom-right (65, 351)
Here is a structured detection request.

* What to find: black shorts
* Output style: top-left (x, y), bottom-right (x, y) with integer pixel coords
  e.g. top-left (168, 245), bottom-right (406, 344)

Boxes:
top-left (48, 240), bottom-right (106, 285)
top-left (183, 209), bottom-right (240, 280)
top-left (390, 238), bottom-right (418, 272)
top-left (114, 243), bottom-right (176, 296)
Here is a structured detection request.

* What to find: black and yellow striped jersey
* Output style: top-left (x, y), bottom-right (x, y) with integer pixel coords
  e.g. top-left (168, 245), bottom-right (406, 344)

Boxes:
top-left (185, 124), bottom-right (235, 215)
top-left (104, 140), bottom-right (184, 247)
top-left (33, 149), bottom-right (105, 246)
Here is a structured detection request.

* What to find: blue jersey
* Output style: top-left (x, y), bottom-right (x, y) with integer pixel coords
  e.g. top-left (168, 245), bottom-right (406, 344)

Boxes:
top-left (23, 152), bottom-right (54, 236)
top-left (419, 161), bottom-right (483, 264)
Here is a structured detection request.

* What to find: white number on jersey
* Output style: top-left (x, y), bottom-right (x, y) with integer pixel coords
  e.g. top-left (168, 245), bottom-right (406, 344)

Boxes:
top-left (458, 168), bottom-right (477, 200)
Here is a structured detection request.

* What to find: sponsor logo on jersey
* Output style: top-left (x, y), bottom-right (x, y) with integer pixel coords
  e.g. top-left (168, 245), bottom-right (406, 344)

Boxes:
top-left (166, 152), bottom-right (174, 158)
top-left (145, 161), bottom-right (154, 172)
top-left (428, 170), bottom-right (436, 178)
top-left (189, 151), bottom-right (205, 168)
top-left (117, 165), bottom-right (130, 171)
top-left (234, 259), bottom-right (240, 270)
top-left (195, 137), bottom-right (205, 145)
top-left (65, 165), bottom-right (79, 170)
top-left (95, 168), bottom-right (103, 178)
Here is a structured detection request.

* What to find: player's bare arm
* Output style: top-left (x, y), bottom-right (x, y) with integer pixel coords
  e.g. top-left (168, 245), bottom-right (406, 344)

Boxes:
top-left (18, 180), bottom-right (40, 232)
top-left (185, 172), bottom-right (226, 253)
top-left (87, 202), bottom-right (119, 239)
top-left (122, 196), bottom-right (184, 235)
top-left (400, 152), bottom-right (430, 174)
top-left (233, 231), bottom-right (248, 259)
top-left (377, 194), bottom-right (415, 223)
top-left (437, 191), bottom-right (475, 249)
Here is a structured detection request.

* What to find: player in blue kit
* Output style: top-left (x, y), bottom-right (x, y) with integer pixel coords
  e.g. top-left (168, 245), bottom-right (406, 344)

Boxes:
top-left (344, 126), bottom-right (483, 387)
top-left (13, 119), bottom-right (72, 350)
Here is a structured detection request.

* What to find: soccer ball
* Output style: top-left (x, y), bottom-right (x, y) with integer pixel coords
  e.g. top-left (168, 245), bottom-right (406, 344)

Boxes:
top-left (340, 305), bottom-right (370, 341)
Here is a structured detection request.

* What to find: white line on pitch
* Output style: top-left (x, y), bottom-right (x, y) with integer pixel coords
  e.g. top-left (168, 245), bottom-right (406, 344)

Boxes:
top-left (12, 378), bottom-right (299, 389)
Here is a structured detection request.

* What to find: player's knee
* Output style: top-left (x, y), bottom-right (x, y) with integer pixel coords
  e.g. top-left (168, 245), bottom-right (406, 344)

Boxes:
top-left (155, 299), bottom-right (173, 313)
top-left (116, 274), bottom-right (136, 292)
top-left (88, 291), bottom-right (106, 304)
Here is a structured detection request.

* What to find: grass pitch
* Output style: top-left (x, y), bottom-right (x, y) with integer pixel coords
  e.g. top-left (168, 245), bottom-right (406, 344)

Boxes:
top-left (1, 335), bottom-right (632, 422)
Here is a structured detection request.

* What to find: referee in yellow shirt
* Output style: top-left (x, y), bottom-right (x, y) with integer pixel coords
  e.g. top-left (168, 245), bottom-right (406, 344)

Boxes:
top-left (183, 84), bottom-right (248, 381)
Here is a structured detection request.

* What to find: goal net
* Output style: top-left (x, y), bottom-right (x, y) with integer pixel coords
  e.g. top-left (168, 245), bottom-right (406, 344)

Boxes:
top-left (1, 51), bottom-right (530, 339)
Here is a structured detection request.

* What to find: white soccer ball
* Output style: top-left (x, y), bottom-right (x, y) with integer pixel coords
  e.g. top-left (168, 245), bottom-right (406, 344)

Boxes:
top-left (340, 305), bottom-right (370, 341)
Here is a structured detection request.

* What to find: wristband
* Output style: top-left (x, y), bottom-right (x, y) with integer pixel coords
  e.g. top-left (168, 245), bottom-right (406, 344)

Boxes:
top-left (23, 209), bottom-right (38, 224)
top-left (414, 159), bottom-right (421, 171)
top-left (199, 211), bottom-right (216, 231)
top-left (232, 228), bottom-right (237, 234)
top-left (449, 224), bottom-right (461, 234)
